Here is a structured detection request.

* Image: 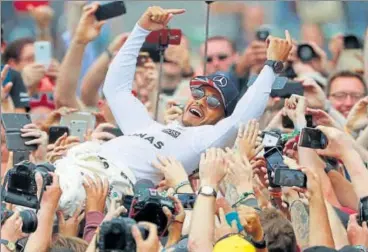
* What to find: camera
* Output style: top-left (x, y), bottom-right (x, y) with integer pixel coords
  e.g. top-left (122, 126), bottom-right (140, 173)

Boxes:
top-left (2, 161), bottom-right (55, 209)
top-left (359, 196), bottom-right (368, 225)
top-left (297, 44), bottom-right (318, 62)
top-left (256, 27), bottom-right (270, 41)
top-left (1, 205), bottom-right (38, 233)
top-left (97, 217), bottom-right (148, 252)
top-left (130, 188), bottom-right (175, 235)
top-left (298, 127), bottom-right (328, 149)
top-left (344, 35), bottom-right (362, 49)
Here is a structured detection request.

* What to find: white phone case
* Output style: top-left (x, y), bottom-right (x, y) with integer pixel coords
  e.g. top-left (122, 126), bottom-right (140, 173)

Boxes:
top-left (34, 41), bottom-right (52, 69)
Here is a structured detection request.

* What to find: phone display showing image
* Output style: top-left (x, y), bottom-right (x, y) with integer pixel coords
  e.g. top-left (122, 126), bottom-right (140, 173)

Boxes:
top-left (34, 41), bottom-right (52, 69)
top-left (95, 1), bottom-right (126, 21)
top-left (48, 126), bottom-right (70, 144)
top-left (298, 127), bottom-right (328, 149)
top-left (274, 168), bottom-right (307, 188)
top-left (175, 193), bottom-right (197, 210)
top-left (262, 132), bottom-right (280, 147)
top-left (264, 147), bottom-right (286, 171)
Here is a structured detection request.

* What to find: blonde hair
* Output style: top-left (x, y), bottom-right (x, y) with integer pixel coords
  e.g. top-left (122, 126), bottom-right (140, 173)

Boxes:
top-left (51, 235), bottom-right (88, 252)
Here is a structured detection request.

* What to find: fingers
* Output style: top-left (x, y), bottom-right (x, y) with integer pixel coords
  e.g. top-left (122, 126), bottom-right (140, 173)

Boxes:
top-left (1, 64), bottom-right (9, 83)
top-left (285, 30), bottom-right (292, 45)
top-left (165, 9), bottom-right (186, 15)
top-left (218, 208), bottom-right (226, 224)
top-left (57, 211), bottom-right (65, 225)
top-left (138, 221), bottom-right (158, 242)
top-left (132, 225), bottom-right (144, 243)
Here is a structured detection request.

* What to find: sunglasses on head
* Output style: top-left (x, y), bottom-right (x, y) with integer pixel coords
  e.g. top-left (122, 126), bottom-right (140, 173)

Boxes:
top-left (190, 87), bottom-right (222, 108)
top-left (206, 54), bottom-right (229, 63)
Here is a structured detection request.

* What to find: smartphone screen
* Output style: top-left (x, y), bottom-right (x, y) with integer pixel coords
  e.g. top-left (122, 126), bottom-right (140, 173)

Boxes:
top-left (270, 81), bottom-right (304, 98)
top-left (264, 147), bottom-right (286, 171)
top-left (298, 127), bottom-right (328, 149)
top-left (262, 132), bottom-right (280, 147)
top-left (95, 1), bottom-right (126, 21)
top-left (175, 193), bottom-right (197, 210)
top-left (274, 168), bottom-right (307, 188)
top-left (34, 41), bottom-right (52, 69)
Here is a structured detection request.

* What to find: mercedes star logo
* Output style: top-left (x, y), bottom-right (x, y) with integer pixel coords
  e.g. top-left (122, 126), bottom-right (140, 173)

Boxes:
top-left (212, 76), bottom-right (228, 87)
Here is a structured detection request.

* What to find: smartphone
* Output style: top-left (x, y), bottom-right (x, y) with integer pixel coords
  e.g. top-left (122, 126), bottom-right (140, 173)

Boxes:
top-left (60, 112), bottom-right (96, 131)
top-left (262, 131), bottom-right (280, 147)
top-left (175, 193), bottom-right (197, 210)
top-left (264, 147), bottom-right (286, 170)
top-left (1, 65), bottom-right (11, 86)
top-left (48, 126), bottom-right (70, 144)
top-left (69, 120), bottom-right (88, 142)
top-left (95, 1), bottom-right (126, 21)
top-left (282, 115), bottom-right (313, 129)
top-left (1, 113), bottom-right (37, 151)
top-left (34, 41), bottom-right (52, 69)
top-left (137, 52), bottom-right (150, 67)
top-left (298, 127), bottom-right (328, 149)
top-left (256, 28), bottom-right (270, 41)
top-left (146, 29), bottom-right (182, 45)
top-left (270, 81), bottom-right (304, 98)
top-left (103, 127), bottom-right (124, 137)
top-left (274, 168), bottom-right (307, 188)
top-left (225, 211), bottom-right (244, 232)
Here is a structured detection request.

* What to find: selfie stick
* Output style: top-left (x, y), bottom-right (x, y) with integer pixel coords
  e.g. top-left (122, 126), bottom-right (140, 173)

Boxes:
top-left (154, 32), bottom-right (169, 121)
top-left (203, 1), bottom-right (213, 75)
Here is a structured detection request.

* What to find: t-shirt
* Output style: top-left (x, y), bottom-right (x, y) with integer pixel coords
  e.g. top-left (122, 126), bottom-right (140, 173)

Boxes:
top-left (101, 24), bottom-right (276, 184)
top-left (8, 69), bottom-right (29, 108)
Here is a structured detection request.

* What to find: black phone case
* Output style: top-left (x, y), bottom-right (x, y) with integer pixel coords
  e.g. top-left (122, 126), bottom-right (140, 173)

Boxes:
top-left (48, 126), bottom-right (70, 144)
top-left (299, 128), bottom-right (328, 149)
top-left (95, 1), bottom-right (126, 21)
top-left (1, 113), bottom-right (37, 151)
top-left (274, 169), bottom-right (307, 188)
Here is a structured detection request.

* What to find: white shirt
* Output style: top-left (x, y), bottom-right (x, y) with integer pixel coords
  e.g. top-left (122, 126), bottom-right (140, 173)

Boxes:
top-left (101, 24), bottom-right (276, 184)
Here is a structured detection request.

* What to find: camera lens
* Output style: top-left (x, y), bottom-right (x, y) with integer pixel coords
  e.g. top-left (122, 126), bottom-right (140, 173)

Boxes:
top-left (297, 44), bottom-right (316, 62)
top-left (20, 210), bottom-right (38, 233)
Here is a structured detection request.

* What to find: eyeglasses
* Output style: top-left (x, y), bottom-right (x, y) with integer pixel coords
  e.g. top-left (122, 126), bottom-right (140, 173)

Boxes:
top-left (206, 54), bottom-right (229, 63)
top-left (330, 92), bottom-right (365, 101)
top-left (190, 87), bottom-right (222, 108)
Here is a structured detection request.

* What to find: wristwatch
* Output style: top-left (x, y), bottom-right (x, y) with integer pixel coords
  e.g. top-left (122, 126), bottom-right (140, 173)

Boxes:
top-left (0, 239), bottom-right (16, 251)
top-left (250, 234), bottom-right (267, 249)
top-left (265, 60), bottom-right (284, 74)
top-left (198, 185), bottom-right (217, 198)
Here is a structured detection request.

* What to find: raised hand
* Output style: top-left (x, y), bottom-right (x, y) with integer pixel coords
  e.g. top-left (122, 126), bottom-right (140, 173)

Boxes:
top-left (284, 94), bottom-right (307, 129)
top-left (138, 6), bottom-right (185, 31)
top-left (296, 77), bottom-right (326, 109)
top-left (214, 208), bottom-right (238, 242)
top-left (199, 148), bottom-right (228, 189)
top-left (152, 156), bottom-right (189, 190)
top-left (347, 214), bottom-right (368, 247)
top-left (27, 4), bottom-right (54, 29)
top-left (306, 108), bottom-right (342, 129)
top-left (82, 174), bottom-right (109, 213)
top-left (57, 206), bottom-right (85, 237)
top-left (266, 30), bottom-right (293, 62)
top-left (90, 123), bottom-right (117, 142)
top-left (74, 3), bottom-right (106, 45)
top-left (236, 120), bottom-right (263, 160)
top-left (346, 96), bottom-right (368, 132)
top-left (237, 205), bottom-right (264, 241)
top-left (132, 222), bottom-right (160, 252)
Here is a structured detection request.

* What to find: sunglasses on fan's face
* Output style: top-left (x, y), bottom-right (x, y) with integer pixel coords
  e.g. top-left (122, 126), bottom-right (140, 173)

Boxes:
top-left (190, 87), bottom-right (222, 109)
top-left (206, 54), bottom-right (229, 63)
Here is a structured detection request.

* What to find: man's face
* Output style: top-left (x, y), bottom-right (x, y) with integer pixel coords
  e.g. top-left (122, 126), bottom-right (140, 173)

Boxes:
top-left (328, 77), bottom-right (366, 117)
top-left (182, 86), bottom-right (225, 127)
top-left (200, 39), bottom-right (237, 75)
top-left (10, 43), bottom-right (35, 71)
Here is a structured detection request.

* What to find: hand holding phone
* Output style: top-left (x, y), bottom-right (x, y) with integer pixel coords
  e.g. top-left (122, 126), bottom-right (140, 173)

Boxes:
top-left (34, 41), bottom-right (52, 69)
top-left (298, 127), bottom-right (328, 149)
top-left (175, 193), bottom-right (196, 210)
top-left (274, 168), bottom-right (307, 188)
top-left (48, 126), bottom-right (70, 144)
top-left (95, 1), bottom-right (126, 21)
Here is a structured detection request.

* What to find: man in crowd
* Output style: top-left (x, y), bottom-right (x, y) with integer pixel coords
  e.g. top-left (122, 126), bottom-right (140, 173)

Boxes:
top-left (54, 4), bottom-right (292, 216)
top-left (327, 71), bottom-right (367, 117)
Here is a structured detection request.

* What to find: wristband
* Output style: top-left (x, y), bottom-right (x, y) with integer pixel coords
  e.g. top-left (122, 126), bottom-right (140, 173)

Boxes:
top-left (174, 180), bottom-right (190, 193)
top-left (250, 234), bottom-right (267, 249)
top-left (232, 191), bottom-right (255, 208)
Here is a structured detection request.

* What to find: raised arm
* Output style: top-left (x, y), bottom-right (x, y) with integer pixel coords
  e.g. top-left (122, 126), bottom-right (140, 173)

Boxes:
top-left (197, 32), bottom-right (292, 149)
top-left (102, 6), bottom-right (185, 133)
top-left (55, 3), bottom-right (105, 109)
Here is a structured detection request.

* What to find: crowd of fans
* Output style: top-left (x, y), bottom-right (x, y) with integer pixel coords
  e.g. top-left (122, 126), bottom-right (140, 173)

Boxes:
top-left (1, 1), bottom-right (368, 252)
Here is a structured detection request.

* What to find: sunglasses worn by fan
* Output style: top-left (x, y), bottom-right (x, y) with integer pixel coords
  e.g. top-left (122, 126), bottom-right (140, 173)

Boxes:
top-left (190, 87), bottom-right (222, 109)
top-left (206, 54), bottom-right (229, 63)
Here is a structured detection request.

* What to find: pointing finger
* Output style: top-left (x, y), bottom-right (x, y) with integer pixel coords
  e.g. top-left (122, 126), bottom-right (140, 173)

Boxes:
top-left (166, 9), bottom-right (186, 15)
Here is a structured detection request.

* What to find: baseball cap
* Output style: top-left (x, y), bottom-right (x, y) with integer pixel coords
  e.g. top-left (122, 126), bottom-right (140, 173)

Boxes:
top-left (304, 246), bottom-right (367, 252)
top-left (190, 71), bottom-right (239, 117)
top-left (213, 234), bottom-right (256, 252)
